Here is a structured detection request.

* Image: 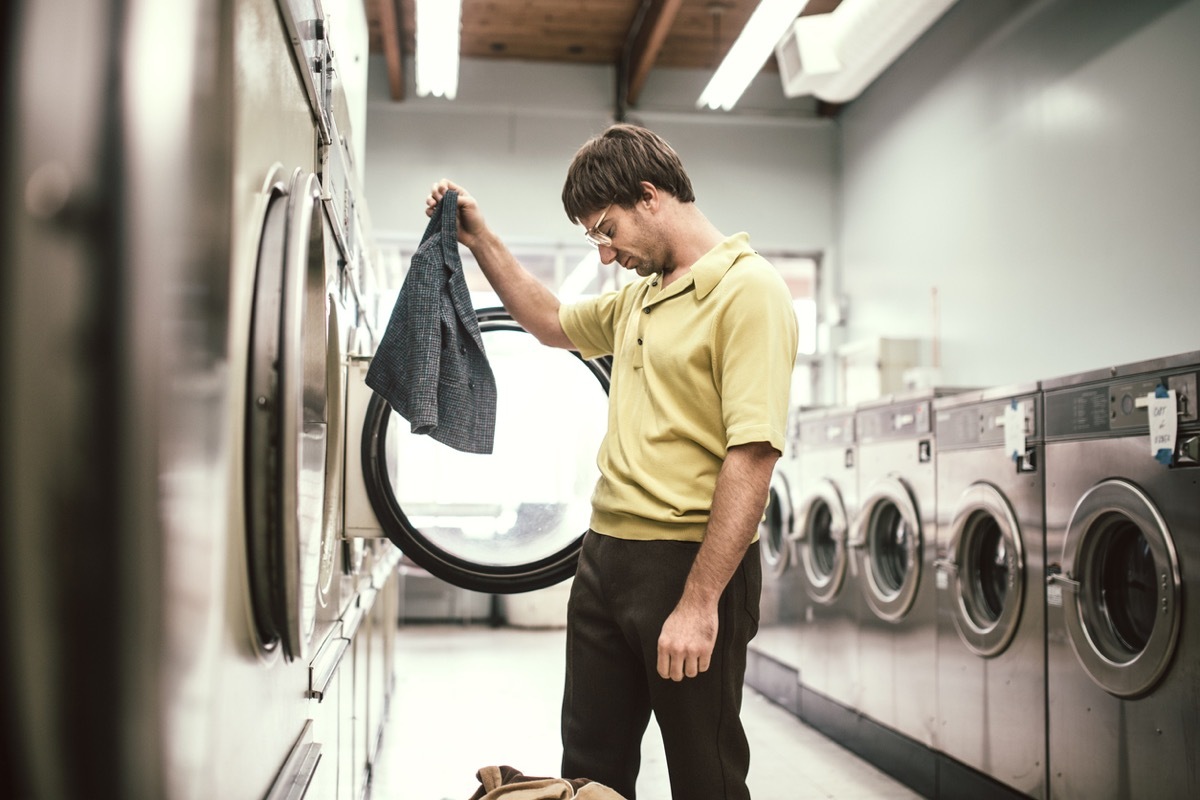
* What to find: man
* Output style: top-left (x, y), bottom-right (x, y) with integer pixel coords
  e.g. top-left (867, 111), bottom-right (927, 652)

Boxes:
top-left (425, 123), bottom-right (798, 799)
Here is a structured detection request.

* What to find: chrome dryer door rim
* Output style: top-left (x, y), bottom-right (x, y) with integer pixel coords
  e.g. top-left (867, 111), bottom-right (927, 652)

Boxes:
top-left (1056, 478), bottom-right (1181, 698)
top-left (361, 308), bottom-right (611, 594)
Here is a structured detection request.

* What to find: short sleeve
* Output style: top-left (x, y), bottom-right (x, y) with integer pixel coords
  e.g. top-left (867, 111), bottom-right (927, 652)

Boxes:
top-left (712, 261), bottom-right (799, 453)
top-left (559, 290), bottom-right (625, 360)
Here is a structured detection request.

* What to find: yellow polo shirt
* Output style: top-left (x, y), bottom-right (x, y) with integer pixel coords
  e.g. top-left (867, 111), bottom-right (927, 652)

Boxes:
top-left (559, 233), bottom-right (798, 542)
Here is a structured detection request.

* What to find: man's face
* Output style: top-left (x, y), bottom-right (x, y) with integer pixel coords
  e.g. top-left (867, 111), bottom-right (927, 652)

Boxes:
top-left (582, 202), bottom-right (666, 277)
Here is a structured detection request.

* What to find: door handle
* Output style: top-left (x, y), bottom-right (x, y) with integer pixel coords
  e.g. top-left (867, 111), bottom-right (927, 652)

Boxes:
top-left (308, 636), bottom-right (350, 701)
top-left (1046, 565), bottom-right (1080, 592)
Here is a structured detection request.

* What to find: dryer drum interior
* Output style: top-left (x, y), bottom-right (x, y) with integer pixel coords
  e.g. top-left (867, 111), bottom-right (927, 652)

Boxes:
top-left (245, 170), bottom-right (329, 661)
top-left (798, 479), bottom-right (849, 604)
top-left (948, 482), bottom-right (1025, 657)
top-left (1059, 479), bottom-right (1182, 698)
top-left (857, 478), bottom-right (922, 621)
top-left (361, 309), bottom-right (611, 594)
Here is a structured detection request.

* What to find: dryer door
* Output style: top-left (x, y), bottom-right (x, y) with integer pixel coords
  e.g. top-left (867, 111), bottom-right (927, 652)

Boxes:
top-left (943, 482), bottom-right (1025, 657)
top-left (796, 478), bottom-right (850, 604)
top-left (854, 477), bottom-right (922, 621)
top-left (759, 467), bottom-right (794, 578)
top-left (355, 308), bottom-right (611, 594)
top-left (246, 169), bottom-right (329, 661)
top-left (1052, 478), bottom-right (1181, 698)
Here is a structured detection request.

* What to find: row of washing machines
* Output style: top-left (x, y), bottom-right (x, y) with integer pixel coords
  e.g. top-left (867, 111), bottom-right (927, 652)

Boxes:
top-left (4, 0), bottom-right (407, 797)
top-left (750, 351), bottom-right (1199, 800)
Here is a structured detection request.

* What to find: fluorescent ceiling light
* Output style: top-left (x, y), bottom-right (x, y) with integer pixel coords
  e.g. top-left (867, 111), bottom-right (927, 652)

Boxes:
top-left (697, 0), bottom-right (810, 111)
top-left (415, 0), bottom-right (462, 99)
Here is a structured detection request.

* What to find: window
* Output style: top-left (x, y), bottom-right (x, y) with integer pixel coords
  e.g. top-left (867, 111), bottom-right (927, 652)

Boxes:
top-left (371, 240), bottom-right (822, 405)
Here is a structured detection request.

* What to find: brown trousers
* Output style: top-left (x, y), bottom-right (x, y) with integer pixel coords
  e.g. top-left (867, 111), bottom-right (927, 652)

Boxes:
top-left (561, 531), bottom-right (762, 800)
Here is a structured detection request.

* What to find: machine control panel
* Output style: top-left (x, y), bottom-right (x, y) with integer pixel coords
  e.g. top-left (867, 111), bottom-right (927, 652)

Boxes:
top-left (856, 400), bottom-right (931, 442)
top-left (935, 395), bottom-right (1039, 450)
top-left (1045, 370), bottom-right (1199, 439)
top-left (798, 414), bottom-right (855, 449)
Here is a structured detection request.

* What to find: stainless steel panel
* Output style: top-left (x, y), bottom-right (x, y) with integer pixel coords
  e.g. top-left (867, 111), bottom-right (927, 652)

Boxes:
top-left (206, 0), bottom-right (325, 795)
top-left (934, 393), bottom-right (1046, 798)
top-left (4, 0), bottom-right (225, 795)
top-left (264, 721), bottom-right (322, 800)
top-left (1041, 367), bottom-right (1200, 796)
top-left (854, 399), bottom-right (940, 750)
top-left (750, 448), bottom-right (808, 677)
top-left (276, 0), bottom-right (331, 144)
top-left (791, 409), bottom-right (862, 713)
top-left (854, 438), bottom-right (936, 753)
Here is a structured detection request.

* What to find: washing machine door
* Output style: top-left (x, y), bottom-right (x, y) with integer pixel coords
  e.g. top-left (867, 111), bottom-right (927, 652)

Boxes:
top-left (759, 467), bottom-right (794, 578)
top-left (1050, 478), bottom-right (1181, 698)
top-left (854, 477), bottom-right (922, 621)
top-left (359, 308), bottom-right (611, 594)
top-left (796, 478), bottom-right (850, 604)
top-left (940, 482), bottom-right (1025, 657)
top-left (246, 169), bottom-right (329, 661)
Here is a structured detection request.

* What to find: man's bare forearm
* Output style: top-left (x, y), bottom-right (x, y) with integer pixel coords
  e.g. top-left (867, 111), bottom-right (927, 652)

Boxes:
top-left (680, 441), bottom-right (779, 609)
top-left (656, 441), bottom-right (778, 680)
top-left (467, 229), bottom-right (573, 349)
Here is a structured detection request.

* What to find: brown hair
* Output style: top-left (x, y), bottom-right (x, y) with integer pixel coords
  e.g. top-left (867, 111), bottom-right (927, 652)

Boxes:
top-left (561, 123), bottom-right (696, 224)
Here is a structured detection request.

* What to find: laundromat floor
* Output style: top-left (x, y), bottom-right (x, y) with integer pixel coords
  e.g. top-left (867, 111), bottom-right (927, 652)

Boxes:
top-left (372, 625), bottom-right (921, 800)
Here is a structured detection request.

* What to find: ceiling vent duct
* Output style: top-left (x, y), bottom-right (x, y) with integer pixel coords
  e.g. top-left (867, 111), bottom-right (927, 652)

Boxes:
top-left (776, 0), bottom-right (960, 103)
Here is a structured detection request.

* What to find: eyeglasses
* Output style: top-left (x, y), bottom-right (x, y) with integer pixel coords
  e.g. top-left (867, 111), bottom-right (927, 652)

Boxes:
top-left (583, 203), bottom-right (614, 248)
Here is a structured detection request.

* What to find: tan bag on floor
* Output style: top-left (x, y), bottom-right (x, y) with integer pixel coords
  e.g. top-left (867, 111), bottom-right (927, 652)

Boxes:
top-left (469, 765), bottom-right (626, 800)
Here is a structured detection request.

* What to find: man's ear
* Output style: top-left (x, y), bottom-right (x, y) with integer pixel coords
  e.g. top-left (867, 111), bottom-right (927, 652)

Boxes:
top-left (639, 181), bottom-right (659, 210)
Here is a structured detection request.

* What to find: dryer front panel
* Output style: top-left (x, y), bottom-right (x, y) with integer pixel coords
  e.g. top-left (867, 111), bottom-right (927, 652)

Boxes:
top-left (1044, 427), bottom-right (1200, 799)
top-left (351, 309), bottom-right (611, 594)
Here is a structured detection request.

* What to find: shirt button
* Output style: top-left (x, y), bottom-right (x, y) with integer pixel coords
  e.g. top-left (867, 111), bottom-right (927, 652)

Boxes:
top-left (637, 338), bottom-right (643, 345)
top-left (643, 307), bottom-right (651, 314)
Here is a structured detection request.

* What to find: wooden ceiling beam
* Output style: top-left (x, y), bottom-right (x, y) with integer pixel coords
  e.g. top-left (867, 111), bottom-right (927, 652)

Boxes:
top-left (623, 0), bottom-right (684, 107)
top-left (378, 0), bottom-right (405, 101)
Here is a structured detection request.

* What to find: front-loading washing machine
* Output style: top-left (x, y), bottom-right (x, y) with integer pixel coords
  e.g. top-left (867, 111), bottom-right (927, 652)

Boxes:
top-left (852, 388), bottom-right (969, 795)
top-left (343, 308), bottom-right (613, 594)
top-left (933, 384), bottom-right (1046, 799)
top-left (747, 405), bottom-right (808, 709)
top-left (209, 0), bottom-right (380, 795)
top-left (791, 407), bottom-right (861, 716)
top-left (1043, 351), bottom-right (1200, 799)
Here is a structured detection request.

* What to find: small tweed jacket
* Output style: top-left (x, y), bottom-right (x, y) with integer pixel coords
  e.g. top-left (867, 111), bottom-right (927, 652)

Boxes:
top-left (365, 190), bottom-right (497, 454)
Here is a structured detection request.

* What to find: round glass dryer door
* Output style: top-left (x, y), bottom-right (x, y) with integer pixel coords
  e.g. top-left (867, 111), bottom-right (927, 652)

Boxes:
top-left (245, 169), bottom-right (329, 661)
top-left (856, 477), bottom-right (922, 621)
top-left (945, 482), bottom-right (1025, 656)
top-left (1059, 479), bottom-right (1181, 698)
top-left (363, 309), bottom-right (610, 594)
top-left (759, 468), bottom-right (793, 578)
top-left (797, 479), bottom-right (850, 604)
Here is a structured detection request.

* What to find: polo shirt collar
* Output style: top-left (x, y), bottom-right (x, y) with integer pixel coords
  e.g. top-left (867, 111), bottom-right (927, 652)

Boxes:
top-left (691, 232), bottom-right (752, 300)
